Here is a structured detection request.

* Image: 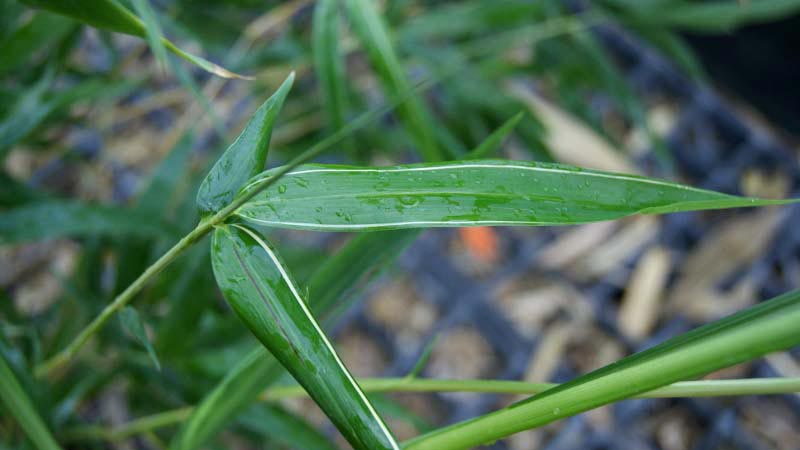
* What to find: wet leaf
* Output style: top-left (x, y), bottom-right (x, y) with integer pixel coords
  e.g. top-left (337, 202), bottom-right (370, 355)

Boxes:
top-left (234, 159), bottom-right (797, 231)
top-left (171, 229), bottom-right (417, 450)
top-left (211, 224), bottom-right (399, 450)
top-left (196, 73), bottom-right (294, 215)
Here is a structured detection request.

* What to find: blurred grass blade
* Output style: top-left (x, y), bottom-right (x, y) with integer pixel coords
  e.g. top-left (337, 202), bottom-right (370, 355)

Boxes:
top-left (19, 0), bottom-right (249, 78)
top-left (196, 73), bottom-right (294, 215)
top-left (211, 224), bottom-right (399, 450)
top-left (234, 160), bottom-right (797, 231)
top-left (172, 230), bottom-right (416, 450)
top-left (0, 353), bottom-right (62, 450)
top-left (119, 306), bottom-right (161, 371)
top-left (404, 288), bottom-right (800, 450)
top-left (0, 200), bottom-right (174, 244)
top-left (343, 0), bottom-right (443, 161)
top-left (130, 0), bottom-right (168, 72)
top-left (239, 404), bottom-right (340, 450)
top-left (0, 11), bottom-right (76, 76)
top-left (313, 0), bottom-right (350, 144)
top-left (464, 112), bottom-right (524, 159)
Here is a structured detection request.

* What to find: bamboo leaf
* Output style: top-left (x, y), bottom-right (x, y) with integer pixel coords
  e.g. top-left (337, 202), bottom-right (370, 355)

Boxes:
top-left (343, 0), bottom-right (443, 161)
top-left (19, 0), bottom-right (249, 78)
top-left (403, 288), bottom-right (800, 450)
top-left (234, 160), bottom-right (797, 231)
top-left (464, 112), bottom-right (524, 159)
top-left (171, 229), bottom-right (417, 450)
top-left (0, 353), bottom-right (62, 450)
top-left (0, 200), bottom-right (175, 244)
top-left (130, 0), bottom-right (168, 72)
top-left (313, 0), bottom-right (349, 136)
top-left (0, 11), bottom-right (76, 76)
top-left (238, 404), bottom-right (340, 450)
top-left (211, 224), bottom-right (399, 450)
top-left (196, 73), bottom-right (294, 215)
top-left (119, 306), bottom-right (161, 371)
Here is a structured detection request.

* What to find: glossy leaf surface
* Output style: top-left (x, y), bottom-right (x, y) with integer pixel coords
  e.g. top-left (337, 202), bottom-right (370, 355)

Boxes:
top-left (211, 225), bottom-right (399, 450)
top-left (172, 229), bottom-right (416, 450)
top-left (234, 160), bottom-right (796, 231)
top-left (196, 73), bottom-right (294, 214)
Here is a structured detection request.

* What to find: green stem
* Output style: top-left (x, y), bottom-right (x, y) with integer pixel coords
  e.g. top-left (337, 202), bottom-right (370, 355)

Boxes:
top-left (35, 220), bottom-right (215, 378)
top-left (61, 377), bottom-right (800, 442)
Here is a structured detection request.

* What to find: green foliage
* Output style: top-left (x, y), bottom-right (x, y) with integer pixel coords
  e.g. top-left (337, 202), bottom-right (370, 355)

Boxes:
top-left (196, 73), bottom-right (294, 214)
top-left (2, 1), bottom-right (800, 450)
top-left (233, 160), bottom-right (794, 231)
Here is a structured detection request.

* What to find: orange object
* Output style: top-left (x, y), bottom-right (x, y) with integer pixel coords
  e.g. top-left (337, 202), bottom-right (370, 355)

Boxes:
top-left (459, 226), bottom-right (499, 263)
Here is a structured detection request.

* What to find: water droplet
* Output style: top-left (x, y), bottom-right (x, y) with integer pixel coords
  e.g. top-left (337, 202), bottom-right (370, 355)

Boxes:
top-left (278, 185), bottom-right (287, 194)
top-left (552, 407), bottom-right (561, 415)
top-left (398, 196), bottom-right (420, 207)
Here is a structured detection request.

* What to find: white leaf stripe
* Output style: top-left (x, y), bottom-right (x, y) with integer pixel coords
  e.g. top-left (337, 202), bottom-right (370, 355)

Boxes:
top-left (231, 225), bottom-right (400, 450)
top-left (237, 161), bottom-right (720, 196)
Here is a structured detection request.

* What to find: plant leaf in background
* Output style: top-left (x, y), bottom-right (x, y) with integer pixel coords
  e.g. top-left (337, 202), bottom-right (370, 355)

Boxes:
top-left (0, 11), bottom-right (76, 76)
top-left (313, 0), bottom-right (352, 154)
top-left (19, 0), bottom-right (249, 78)
top-left (0, 353), bottom-right (62, 450)
top-left (403, 288), bottom-right (800, 450)
top-left (343, 0), bottom-right (443, 161)
top-left (211, 224), bottom-right (400, 450)
top-left (172, 229), bottom-right (418, 450)
top-left (196, 73), bottom-right (294, 215)
top-left (234, 160), bottom-right (797, 231)
top-left (119, 306), bottom-right (161, 371)
top-left (130, 0), bottom-right (169, 72)
top-left (0, 200), bottom-right (175, 244)
top-left (464, 112), bottom-right (524, 159)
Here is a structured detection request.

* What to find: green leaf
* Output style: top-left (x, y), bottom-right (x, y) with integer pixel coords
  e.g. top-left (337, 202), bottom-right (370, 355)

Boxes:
top-left (404, 288), bottom-right (800, 450)
top-left (0, 11), bottom-right (76, 76)
top-left (0, 200), bottom-right (175, 244)
top-left (464, 112), bottom-right (524, 159)
top-left (0, 353), bottom-right (62, 450)
top-left (234, 159), bottom-right (797, 231)
top-left (119, 306), bottom-right (160, 371)
top-left (196, 73), bottom-right (294, 215)
top-left (238, 404), bottom-right (340, 450)
top-left (171, 229), bottom-right (417, 450)
top-left (343, 0), bottom-right (443, 161)
top-left (211, 224), bottom-right (399, 450)
top-left (130, 0), bottom-right (168, 72)
top-left (313, 0), bottom-right (349, 137)
top-left (19, 0), bottom-right (248, 78)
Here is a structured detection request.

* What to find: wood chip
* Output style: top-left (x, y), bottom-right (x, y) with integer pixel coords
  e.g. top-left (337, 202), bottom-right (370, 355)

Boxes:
top-left (618, 246), bottom-right (671, 340)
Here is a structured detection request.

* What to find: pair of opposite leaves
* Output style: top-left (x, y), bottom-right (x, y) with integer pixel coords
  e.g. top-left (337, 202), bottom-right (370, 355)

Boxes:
top-left (198, 74), bottom-right (794, 450)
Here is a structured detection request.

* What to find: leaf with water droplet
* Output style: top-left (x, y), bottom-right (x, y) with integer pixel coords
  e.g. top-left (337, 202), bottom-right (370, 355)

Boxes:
top-left (197, 73), bottom-right (294, 214)
top-left (234, 159), bottom-right (798, 231)
top-left (211, 225), bottom-right (400, 450)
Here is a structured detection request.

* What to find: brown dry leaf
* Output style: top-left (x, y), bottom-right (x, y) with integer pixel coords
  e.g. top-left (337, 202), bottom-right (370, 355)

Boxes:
top-left (668, 209), bottom-right (781, 320)
top-left (618, 246), bottom-right (672, 340)
top-left (573, 216), bottom-right (659, 280)
top-left (506, 81), bottom-right (637, 173)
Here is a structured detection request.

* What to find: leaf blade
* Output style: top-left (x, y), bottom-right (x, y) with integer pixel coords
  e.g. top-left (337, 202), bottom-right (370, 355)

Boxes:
top-left (0, 353), bottom-right (62, 450)
top-left (171, 229), bottom-right (417, 450)
top-left (235, 160), bottom-right (796, 231)
top-left (196, 73), bottom-right (294, 215)
top-left (211, 225), bottom-right (399, 450)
